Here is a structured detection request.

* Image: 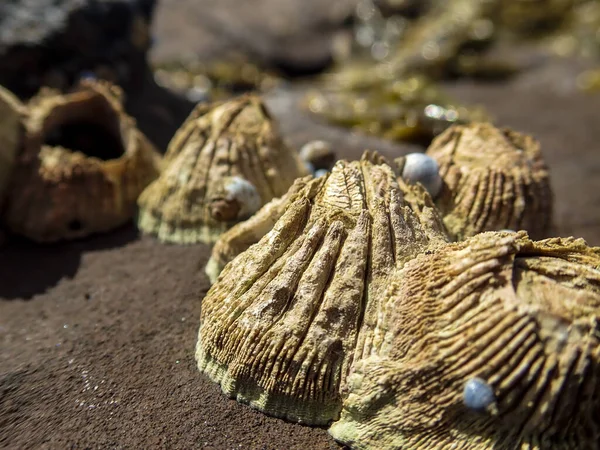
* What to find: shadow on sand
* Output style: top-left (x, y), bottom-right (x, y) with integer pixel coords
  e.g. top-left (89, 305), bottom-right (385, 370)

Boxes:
top-left (0, 224), bottom-right (140, 300)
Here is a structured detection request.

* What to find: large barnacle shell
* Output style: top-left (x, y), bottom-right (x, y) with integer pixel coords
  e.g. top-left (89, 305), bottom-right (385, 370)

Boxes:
top-left (196, 152), bottom-right (450, 425)
top-left (423, 122), bottom-right (553, 240)
top-left (136, 95), bottom-right (309, 244)
top-left (331, 231), bottom-right (600, 450)
top-left (0, 85), bottom-right (24, 206)
top-left (2, 80), bottom-right (162, 242)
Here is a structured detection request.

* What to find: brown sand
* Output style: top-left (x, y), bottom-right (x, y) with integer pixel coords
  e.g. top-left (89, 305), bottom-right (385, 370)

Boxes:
top-left (2, 2), bottom-right (600, 449)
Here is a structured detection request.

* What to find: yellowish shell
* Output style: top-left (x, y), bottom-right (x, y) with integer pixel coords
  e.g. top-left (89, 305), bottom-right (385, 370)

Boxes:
top-left (136, 94), bottom-right (310, 244)
top-left (330, 231), bottom-right (600, 450)
top-left (205, 174), bottom-right (315, 284)
top-left (0, 85), bottom-right (24, 206)
top-left (425, 122), bottom-right (553, 240)
top-left (196, 152), bottom-right (450, 425)
top-left (2, 79), bottom-right (162, 242)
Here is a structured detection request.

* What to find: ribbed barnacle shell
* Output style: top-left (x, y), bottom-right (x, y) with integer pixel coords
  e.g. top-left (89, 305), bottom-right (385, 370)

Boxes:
top-left (0, 85), bottom-right (24, 207)
top-left (196, 152), bottom-right (450, 425)
top-left (422, 122), bottom-right (553, 240)
top-left (136, 94), bottom-right (309, 244)
top-left (330, 231), bottom-right (600, 450)
top-left (205, 174), bottom-right (315, 283)
top-left (2, 80), bottom-right (162, 242)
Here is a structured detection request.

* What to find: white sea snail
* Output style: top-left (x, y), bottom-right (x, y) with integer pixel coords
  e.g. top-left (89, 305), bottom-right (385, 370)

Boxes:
top-left (399, 152), bottom-right (443, 198)
top-left (463, 377), bottom-right (497, 414)
top-left (209, 176), bottom-right (262, 222)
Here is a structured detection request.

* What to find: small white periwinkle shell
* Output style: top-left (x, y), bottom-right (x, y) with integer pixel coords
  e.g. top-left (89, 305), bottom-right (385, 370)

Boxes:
top-left (463, 377), bottom-right (496, 413)
top-left (225, 176), bottom-right (262, 219)
top-left (314, 169), bottom-right (329, 178)
top-left (401, 153), bottom-right (442, 198)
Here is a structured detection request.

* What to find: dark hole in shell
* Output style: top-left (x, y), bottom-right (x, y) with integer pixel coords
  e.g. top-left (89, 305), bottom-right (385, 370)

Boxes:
top-left (67, 219), bottom-right (84, 231)
top-left (45, 122), bottom-right (125, 160)
top-left (43, 93), bottom-right (126, 161)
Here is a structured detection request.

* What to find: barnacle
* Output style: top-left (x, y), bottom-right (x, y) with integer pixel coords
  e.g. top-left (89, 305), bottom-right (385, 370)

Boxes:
top-left (330, 231), bottom-right (600, 450)
top-left (136, 94), bottom-right (309, 244)
top-left (2, 79), bottom-right (162, 242)
top-left (422, 122), bottom-right (553, 240)
top-left (196, 152), bottom-right (450, 425)
top-left (0, 85), bottom-right (25, 207)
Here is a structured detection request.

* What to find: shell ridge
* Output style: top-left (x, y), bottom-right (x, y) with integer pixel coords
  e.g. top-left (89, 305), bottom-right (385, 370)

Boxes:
top-left (204, 205), bottom-right (310, 335)
top-left (441, 314), bottom-right (534, 385)
top-left (475, 169), bottom-right (499, 231)
top-left (277, 214), bottom-right (369, 405)
top-left (224, 218), bottom-right (324, 338)
top-left (238, 221), bottom-right (346, 389)
top-left (485, 328), bottom-right (539, 388)
top-left (251, 141), bottom-right (279, 200)
top-left (535, 346), bottom-right (582, 439)
top-left (199, 137), bottom-right (231, 215)
top-left (218, 197), bottom-right (311, 299)
top-left (225, 218), bottom-right (329, 363)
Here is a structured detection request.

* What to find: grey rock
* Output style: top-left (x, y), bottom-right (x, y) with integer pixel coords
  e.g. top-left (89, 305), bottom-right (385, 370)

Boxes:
top-left (0, 0), bottom-right (157, 98)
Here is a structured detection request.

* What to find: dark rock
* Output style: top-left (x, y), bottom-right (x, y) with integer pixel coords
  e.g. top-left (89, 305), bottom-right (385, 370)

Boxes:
top-left (0, 0), bottom-right (157, 99)
top-left (150, 0), bottom-right (357, 77)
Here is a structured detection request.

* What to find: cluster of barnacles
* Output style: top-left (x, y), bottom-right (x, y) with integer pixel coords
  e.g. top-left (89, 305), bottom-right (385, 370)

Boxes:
top-left (1, 80), bottom-right (599, 450)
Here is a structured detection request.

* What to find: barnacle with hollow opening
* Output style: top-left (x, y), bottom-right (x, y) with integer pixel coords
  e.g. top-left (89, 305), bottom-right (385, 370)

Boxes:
top-left (419, 122), bottom-right (553, 240)
top-left (2, 79), bottom-right (162, 242)
top-left (0, 85), bottom-right (24, 207)
top-left (330, 230), bottom-right (600, 450)
top-left (196, 151), bottom-right (450, 425)
top-left (136, 94), bottom-right (310, 244)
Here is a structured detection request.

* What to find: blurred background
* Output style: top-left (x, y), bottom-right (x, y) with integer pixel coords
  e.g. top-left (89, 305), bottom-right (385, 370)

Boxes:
top-left (2, 0), bottom-right (600, 146)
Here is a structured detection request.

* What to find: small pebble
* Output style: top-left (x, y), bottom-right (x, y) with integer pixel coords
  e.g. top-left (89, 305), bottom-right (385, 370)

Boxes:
top-left (463, 377), bottom-right (496, 412)
top-left (401, 153), bottom-right (442, 198)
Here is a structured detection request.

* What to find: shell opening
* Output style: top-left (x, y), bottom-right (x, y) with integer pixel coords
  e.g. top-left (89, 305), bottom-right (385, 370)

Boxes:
top-left (42, 93), bottom-right (126, 161)
top-left (67, 219), bottom-right (84, 232)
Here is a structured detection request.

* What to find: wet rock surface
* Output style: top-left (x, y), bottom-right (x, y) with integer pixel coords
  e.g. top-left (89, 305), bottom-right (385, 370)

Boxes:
top-left (150, 0), bottom-right (356, 75)
top-left (0, 0), bottom-right (157, 99)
